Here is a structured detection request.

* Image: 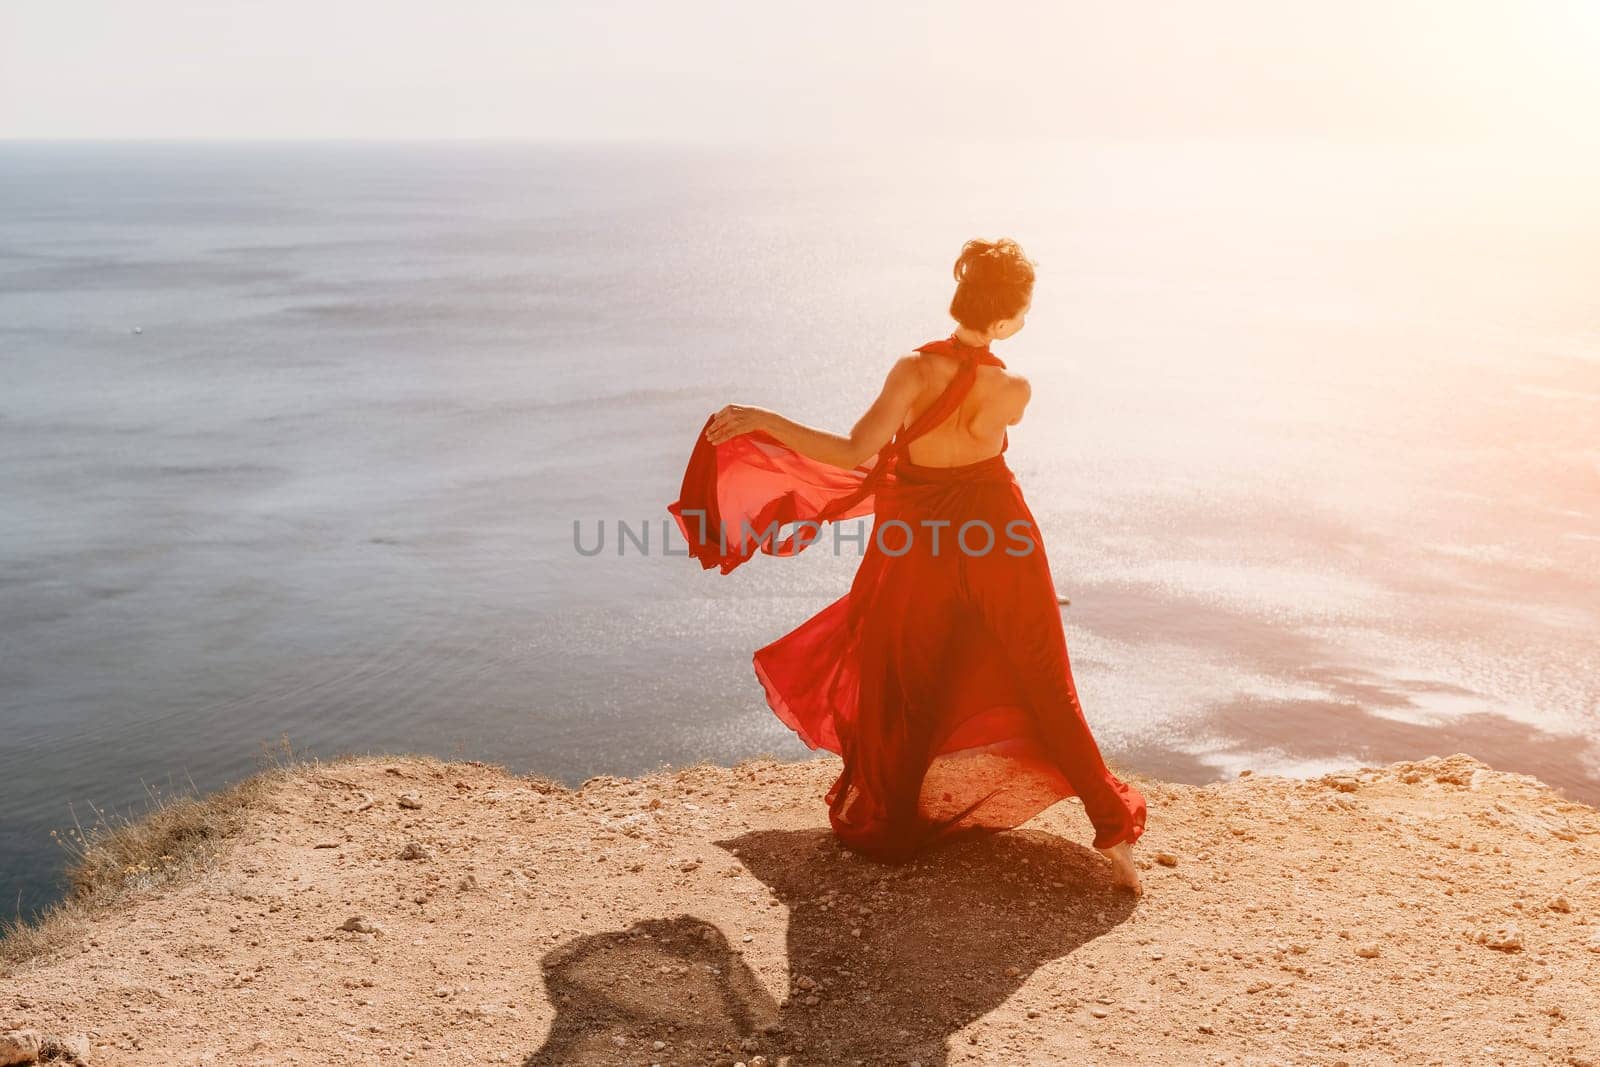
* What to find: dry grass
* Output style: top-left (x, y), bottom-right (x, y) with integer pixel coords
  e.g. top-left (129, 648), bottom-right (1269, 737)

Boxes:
top-left (0, 737), bottom-right (306, 973)
top-left (0, 741), bottom-right (551, 972)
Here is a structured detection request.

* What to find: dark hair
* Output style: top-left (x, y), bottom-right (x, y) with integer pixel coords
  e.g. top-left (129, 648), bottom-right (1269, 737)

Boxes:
top-left (949, 237), bottom-right (1035, 331)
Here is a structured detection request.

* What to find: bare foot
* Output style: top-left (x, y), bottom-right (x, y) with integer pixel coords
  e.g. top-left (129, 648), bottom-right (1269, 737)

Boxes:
top-left (1096, 842), bottom-right (1144, 897)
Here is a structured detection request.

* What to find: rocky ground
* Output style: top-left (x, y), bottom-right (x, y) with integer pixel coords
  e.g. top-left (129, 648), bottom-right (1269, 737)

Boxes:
top-left (4, 751), bottom-right (1599, 1066)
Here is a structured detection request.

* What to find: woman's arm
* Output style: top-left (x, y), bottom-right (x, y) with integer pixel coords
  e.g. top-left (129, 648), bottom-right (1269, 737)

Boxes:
top-left (705, 355), bottom-right (925, 470)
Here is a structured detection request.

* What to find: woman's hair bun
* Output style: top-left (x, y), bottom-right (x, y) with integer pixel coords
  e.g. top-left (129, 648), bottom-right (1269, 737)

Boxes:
top-left (950, 237), bottom-right (1034, 331)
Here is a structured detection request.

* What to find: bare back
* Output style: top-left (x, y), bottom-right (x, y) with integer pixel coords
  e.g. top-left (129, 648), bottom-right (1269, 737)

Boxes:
top-left (900, 351), bottom-right (1030, 467)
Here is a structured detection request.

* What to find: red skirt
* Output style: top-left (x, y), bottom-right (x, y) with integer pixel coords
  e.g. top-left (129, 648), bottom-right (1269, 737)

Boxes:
top-left (753, 452), bottom-right (1147, 861)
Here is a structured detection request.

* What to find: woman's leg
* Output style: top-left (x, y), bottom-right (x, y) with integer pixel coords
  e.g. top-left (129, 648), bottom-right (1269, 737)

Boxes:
top-left (958, 507), bottom-right (1147, 852)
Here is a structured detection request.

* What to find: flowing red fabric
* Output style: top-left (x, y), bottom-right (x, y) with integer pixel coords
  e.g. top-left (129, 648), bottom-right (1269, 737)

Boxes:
top-left (669, 334), bottom-right (1147, 861)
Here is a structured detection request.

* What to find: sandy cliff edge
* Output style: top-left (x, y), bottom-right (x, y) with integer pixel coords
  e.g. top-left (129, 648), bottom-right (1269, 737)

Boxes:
top-left (3, 752), bottom-right (1599, 1066)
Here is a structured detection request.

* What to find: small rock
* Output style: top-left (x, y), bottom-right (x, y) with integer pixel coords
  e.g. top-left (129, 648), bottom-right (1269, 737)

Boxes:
top-left (1246, 980), bottom-right (1272, 993)
top-left (1155, 852), bottom-right (1179, 867)
top-left (340, 916), bottom-right (380, 934)
top-left (1089, 1007), bottom-right (1108, 1018)
top-left (1327, 775), bottom-right (1360, 793)
top-left (1476, 924), bottom-right (1524, 952)
top-left (0, 1030), bottom-right (42, 1065)
top-left (1355, 943), bottom-right (1381, 958)
top-left (1197, 1023), bottom-right (1214, 1034)
top-left (398, 793), bottom-right (423, 810)
top-left (1003, 965), bottom-right (1021, 978)
top-left (398, 841), bottom-right (430, 861)
top-left (1548, 896), bottom-right (1572, 913)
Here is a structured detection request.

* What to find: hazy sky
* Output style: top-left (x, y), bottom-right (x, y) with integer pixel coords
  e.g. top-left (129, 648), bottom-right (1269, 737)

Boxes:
top-left (3, 1), bottom-right (1599, 146)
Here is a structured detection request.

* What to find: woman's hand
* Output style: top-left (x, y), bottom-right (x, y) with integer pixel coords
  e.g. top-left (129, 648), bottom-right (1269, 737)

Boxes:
top-left (705, 404), bottom-right (774, 446)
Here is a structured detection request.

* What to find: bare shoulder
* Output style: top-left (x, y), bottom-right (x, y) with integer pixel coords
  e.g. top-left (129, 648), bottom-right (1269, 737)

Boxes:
top-left (1000, 370), bottom-right (1031, 423)
top-left (971, 363), bottom-right (1027, 385)
top-left (891, 351), bottom-right (928, 374)
top-left (876, 352), bottom-right (929, 401)
top-left (983, 367), bottom-right (1029, 399)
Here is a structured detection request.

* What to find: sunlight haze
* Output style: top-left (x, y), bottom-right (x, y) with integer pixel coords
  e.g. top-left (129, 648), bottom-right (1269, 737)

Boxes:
top-left (3, 1), bottom-right (1600, 150)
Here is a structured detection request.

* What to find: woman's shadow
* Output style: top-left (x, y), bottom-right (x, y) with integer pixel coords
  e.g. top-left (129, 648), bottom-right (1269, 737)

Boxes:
top-left (524, 826), bottom-right (1138, 1065)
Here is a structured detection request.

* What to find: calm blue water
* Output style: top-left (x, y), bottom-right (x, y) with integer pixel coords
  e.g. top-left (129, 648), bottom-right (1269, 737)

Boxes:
top-left (3, 140), bottom-right (1598, 917)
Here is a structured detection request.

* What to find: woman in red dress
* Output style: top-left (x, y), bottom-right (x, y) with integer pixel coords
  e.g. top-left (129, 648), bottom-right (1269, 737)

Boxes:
top-left (670, 237), bottom-right (1145, 895)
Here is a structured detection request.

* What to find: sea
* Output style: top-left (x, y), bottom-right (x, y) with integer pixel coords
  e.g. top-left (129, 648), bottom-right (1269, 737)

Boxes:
top-left (2, 139), bottom-right (1597, 917)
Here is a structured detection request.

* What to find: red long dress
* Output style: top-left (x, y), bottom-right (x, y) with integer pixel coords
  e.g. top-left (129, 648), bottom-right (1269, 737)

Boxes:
top-left (669, 334), bottom-right (1147, 862)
